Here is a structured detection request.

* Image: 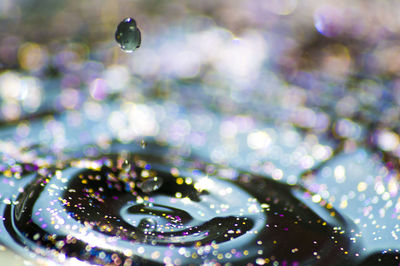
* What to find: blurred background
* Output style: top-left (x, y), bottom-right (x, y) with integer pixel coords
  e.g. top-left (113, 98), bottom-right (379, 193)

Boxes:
top-left (0, 0), bottom-right (400, 264)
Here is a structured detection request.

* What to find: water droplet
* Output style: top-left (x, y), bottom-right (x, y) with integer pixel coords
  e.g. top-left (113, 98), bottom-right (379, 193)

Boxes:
top-left (121, 160), bottom-right (131, 173)
top-left (137, 176), bottom-right (163, 193)
top-left (137, 218), bottom-right (157, 233)
top-left (115, 17), bottom-right (141, 53)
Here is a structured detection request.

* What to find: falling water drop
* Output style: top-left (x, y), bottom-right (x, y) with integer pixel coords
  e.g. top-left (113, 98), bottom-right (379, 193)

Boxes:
top-left (115, 17), bottom-right (141, 53)
top-left (137, 218), bottom-right (157, 233)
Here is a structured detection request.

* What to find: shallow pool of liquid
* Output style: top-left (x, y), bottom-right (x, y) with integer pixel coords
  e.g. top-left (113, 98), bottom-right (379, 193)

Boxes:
top-left (0, 141), bottom-right (362, 265)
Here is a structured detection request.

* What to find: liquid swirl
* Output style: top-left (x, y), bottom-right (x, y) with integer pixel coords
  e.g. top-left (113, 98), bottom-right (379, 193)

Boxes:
top-left (1, 141), bottom-right (360, 265)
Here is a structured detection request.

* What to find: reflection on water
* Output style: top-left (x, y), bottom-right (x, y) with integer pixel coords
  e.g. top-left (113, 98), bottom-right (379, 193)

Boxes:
top-left (1, 141), bottom-right (361, 265)
top-left (0, 0), bottom-right (400, 265)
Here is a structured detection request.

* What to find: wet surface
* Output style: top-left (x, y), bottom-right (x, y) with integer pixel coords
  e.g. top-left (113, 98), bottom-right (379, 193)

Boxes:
top-left (1, 141), bottom-right (361, 265)
top-left (0, 1), bottom-right (400, 265)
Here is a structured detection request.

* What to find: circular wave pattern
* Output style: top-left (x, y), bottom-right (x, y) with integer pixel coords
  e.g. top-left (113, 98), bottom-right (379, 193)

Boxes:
top-left (3, 142), bottom-right (360, 265)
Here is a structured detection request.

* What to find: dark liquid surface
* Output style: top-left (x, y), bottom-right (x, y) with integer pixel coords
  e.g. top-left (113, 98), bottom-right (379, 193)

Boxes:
top-left (0, 141), bottom-right (360, 265)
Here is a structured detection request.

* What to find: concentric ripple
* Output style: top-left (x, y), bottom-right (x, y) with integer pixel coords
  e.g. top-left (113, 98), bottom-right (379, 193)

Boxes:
top-left (1, 141), bottom-right (360, 265)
